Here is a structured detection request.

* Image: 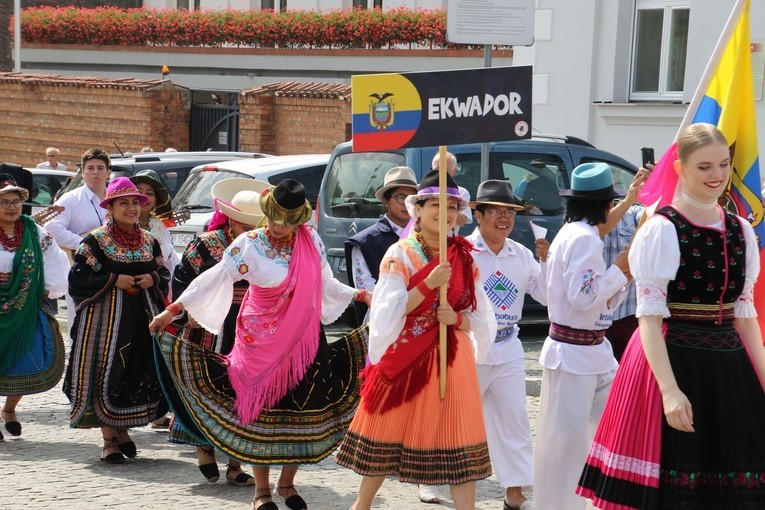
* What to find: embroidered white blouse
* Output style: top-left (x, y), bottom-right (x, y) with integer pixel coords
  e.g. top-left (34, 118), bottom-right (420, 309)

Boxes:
top-left (176, 228), bottom-right (356, 336)
top-left (0, 224), bottom-right (69, 299)
top-left (146, 216), bottom-right (180, 277)
top-left (367, 239), bottom-right (497, 365)
top-left (629, 212), bottom-right (759, 318)
top-left (539, 220), bottom-right (627, 375)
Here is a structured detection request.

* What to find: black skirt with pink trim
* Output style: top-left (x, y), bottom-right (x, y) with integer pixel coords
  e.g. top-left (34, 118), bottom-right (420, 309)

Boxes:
top-left (578, 321), bottom-right (765, 509)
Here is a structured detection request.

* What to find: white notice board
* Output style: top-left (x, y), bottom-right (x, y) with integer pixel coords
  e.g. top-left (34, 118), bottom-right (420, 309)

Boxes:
top-left (447, 0), bottom-right (535, 46)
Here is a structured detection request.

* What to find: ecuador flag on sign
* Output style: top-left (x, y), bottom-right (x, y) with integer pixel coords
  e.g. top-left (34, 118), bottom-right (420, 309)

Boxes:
top-left (351, 74), bottom-right (423, 152)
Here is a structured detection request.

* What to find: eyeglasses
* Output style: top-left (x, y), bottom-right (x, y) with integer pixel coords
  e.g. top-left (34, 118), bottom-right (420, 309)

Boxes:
top-left (390, 193), bottom-right (412, 204)
top-left (484, 208), bottom-right (516, 218)
top-left (0, 199), bottom-right (23, 209)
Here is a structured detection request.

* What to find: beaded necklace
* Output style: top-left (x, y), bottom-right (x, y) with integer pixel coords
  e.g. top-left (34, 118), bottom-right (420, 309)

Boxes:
top-left (264, 228), bottom-right (295, 258)
top-left (415, 232), bottom-right (439, 261)
top-left (0, 219), bottom-right (23, 251)
top-left (106, 220), bottom-right (144, 251)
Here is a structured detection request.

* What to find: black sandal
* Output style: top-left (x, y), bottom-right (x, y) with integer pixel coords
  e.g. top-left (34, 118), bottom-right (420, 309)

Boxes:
top-left (100, 436), bottom-right (125, 464)
top-left (226, 464), bottom-right (255, 486)
top-left (117, 433), bottom-right (137, 458)
top-left (197, 446), bottom-right (219, 482)
top-left (252, 487), bottom-right (278, 510)
top-left (276, 485), bottom-right (308, 510)
top-left (2, 408), bottom-right (21, 437)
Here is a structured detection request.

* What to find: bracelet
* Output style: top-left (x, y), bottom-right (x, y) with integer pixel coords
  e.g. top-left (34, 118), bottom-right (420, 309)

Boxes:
top-left (416, 280), bottom-right (432, 295)
top-left (354, 289), bottom-right (368, 303)
top-left (454, 313), bottom-right (463, 329)
top-left (165, 303), bottom-right (180, 316)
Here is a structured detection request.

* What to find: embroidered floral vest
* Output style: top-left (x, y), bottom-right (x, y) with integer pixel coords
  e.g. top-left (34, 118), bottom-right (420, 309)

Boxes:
top-left (656, 206), bottom-right (746, 324)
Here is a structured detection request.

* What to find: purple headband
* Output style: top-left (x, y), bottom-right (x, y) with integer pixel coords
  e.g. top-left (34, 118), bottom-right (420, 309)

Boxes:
top-left (417, 186), bottom-right (461, 196)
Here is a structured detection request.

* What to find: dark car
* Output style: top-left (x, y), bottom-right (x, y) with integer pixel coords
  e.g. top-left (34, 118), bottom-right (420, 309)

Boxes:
top-left (317, 135), bottom-right (639, 325)
top-left (58, 151), bottom-right (272, 199)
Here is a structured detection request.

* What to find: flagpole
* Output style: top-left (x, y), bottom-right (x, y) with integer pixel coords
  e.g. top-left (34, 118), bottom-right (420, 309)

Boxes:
top-left (677, 0), bottom-right (746, 137)
top-left (438, 145), bottom-right (448, 400)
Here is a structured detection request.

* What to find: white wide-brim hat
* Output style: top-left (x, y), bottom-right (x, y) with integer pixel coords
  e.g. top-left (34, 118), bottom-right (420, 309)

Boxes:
top-left (211, 178), bottom-right (271, 227)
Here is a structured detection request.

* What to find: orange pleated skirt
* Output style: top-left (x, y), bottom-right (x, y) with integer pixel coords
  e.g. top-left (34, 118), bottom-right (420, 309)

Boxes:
top-left (336, 330), bottom-right (491, 485)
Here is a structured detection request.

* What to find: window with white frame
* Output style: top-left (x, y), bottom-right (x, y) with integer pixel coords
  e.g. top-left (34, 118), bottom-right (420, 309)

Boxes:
top-left (630, 0), bottom-right (690, 101)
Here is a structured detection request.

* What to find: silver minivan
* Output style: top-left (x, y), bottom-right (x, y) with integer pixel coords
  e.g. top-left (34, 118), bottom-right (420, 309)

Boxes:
top-left (169, 154), bottom-right (330, 255)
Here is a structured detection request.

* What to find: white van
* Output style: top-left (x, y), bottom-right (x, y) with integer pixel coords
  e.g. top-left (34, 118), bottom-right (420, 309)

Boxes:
top-left (169, 154), bottom-right (330, 255)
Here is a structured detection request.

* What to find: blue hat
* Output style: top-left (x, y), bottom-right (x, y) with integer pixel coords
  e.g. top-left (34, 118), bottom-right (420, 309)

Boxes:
top-left (559, 162), bottom-right (624, 201)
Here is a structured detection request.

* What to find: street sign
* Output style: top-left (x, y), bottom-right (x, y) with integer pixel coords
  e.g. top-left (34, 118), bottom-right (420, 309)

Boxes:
top-left (351, 66), bottom-right (532, 152)
top-left (447, 0), bottom-right (535, 46)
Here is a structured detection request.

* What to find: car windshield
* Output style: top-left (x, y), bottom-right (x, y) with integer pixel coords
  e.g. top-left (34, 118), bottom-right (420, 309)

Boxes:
top-left (325, 151), bottom-right (405, 219)
top-left (172, 169), bottom-right (245, 211)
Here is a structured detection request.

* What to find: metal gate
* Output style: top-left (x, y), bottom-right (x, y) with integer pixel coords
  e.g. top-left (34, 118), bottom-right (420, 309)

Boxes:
top-left (189, 92), bottom-right (240, 152)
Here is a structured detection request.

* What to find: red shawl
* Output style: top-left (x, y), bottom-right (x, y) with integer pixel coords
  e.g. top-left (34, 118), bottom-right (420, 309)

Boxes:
top-left (360, 236), bottom-right (477, 414)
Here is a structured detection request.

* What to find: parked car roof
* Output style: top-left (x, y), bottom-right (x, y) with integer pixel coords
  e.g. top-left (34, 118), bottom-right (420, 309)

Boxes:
top-left (169, 154), bottom-right (330, 256)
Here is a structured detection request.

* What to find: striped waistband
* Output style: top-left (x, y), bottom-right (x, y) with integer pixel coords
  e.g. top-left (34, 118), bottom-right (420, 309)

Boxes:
top-left (232, 286), bottom-right (247, 305)
top-left (549, 323), bottom-right (605, 346)
top-left (0, 272), bottom-right (8, 286)
top-left (667, 302), bottom-right (735, 322)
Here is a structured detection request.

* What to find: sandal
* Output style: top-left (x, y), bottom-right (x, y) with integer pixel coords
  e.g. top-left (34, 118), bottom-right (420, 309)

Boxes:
top-left (276, 484), bottom-right (307, 510)
top-left (197, 446), bottom-right (219, 483)
top-left (100, 436), bottom-right (125, 465)
top-left (2, 408), bottom-right (21, 437)
top-left (252, 487), bottom-right (278, 510)
top-left (116, 431), bottom-right (137, 458)
top-left (226, 464), bottom-right (255, 486)
top-left (504, 498), bottom-right (534, 510)
top-left (418, 484), bottom-right (442, 504)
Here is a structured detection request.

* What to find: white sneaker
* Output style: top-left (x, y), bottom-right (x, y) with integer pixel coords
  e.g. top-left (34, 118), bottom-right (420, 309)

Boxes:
top-left (418, 484), bottom-right (442, 504)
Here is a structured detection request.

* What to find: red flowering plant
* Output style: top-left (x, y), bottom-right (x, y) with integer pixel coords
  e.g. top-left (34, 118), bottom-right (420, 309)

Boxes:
top-left (16, 6), bottom-right (494, 50)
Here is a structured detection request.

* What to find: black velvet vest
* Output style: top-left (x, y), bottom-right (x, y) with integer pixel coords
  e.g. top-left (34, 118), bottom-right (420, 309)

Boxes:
top-left (656, 206), bottom-right (747, 325)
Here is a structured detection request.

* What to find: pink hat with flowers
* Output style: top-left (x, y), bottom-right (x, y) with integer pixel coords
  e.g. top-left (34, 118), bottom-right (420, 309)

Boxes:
top-left (100, 176), bottom-right (149, 208)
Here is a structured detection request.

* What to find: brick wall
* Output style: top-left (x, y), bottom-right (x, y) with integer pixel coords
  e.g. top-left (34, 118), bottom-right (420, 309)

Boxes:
top-left (240, 82), bottom-right (352, 156)
top-left (0, 73), bottom-right (190, 169)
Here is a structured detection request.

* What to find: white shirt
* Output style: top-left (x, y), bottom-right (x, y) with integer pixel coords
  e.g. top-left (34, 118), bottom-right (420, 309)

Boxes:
top-left (46, 185), bottom-right (107, 251)
top-left (36, 161), bottom-right (68, 171)
top-left (367, 239), bottom-right (497, 364)
top-left (178, 228), bottom-right (355, 336)
top-left (539, 220), bottom-right (627, 375)
top-left (467, 228), bottom-right (547, 365)
top-left (350, 214), bottom-right (405, 292)
top-left (146, 216), bottom-right (180, 276)
top-left (629, 212), bottom-right (759, 318)
top-left (0, 224), bottom-right (69, 298)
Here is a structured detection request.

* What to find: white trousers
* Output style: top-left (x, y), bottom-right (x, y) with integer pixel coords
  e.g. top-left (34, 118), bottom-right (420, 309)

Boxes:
top-left (477, 358), bottom-right (533, 489)
top-left (533, 367), bottom-right (616, 510)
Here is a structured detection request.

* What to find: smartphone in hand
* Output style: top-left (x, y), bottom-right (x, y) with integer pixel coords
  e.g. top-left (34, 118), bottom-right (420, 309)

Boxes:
top-left (641, 147), bottom-right (655, 167)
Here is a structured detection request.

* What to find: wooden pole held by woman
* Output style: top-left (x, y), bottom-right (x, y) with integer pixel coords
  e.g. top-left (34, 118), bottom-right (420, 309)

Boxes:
top-left (438, 145), bottom-right (448, 399)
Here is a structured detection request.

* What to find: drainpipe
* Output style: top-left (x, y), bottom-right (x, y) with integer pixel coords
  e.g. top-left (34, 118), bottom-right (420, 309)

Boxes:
top-left (14, 0), bottom-right (21, 72)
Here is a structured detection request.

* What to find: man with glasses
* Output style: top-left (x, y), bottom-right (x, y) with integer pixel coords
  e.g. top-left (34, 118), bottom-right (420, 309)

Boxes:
top-left (46, 148), bottom-right (111, 336)
top-left (344, 166), bottom-right (418, 327)
top-left (432, 151), bottom-right (472, 235)
top-left (36, 147), bottom-right (69, 171)
top-left (464, 180), bottom-right (549, 510)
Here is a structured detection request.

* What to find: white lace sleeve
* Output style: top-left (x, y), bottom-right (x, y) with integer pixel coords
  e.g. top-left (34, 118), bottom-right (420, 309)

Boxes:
top-left (635, 280), bottom-right (670, 318)
top-left (735, 218), bottom-right (760, 318)
top-left (629, 215), bottom-right (679, 318)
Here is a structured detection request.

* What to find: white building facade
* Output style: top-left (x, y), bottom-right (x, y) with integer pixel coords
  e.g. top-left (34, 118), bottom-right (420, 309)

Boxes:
top-left (21, 0), bottom-right (765, 174)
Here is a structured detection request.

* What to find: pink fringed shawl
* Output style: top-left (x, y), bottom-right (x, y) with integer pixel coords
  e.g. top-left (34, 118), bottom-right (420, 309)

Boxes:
top-left (225, 224), bottom-right (322, 423)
